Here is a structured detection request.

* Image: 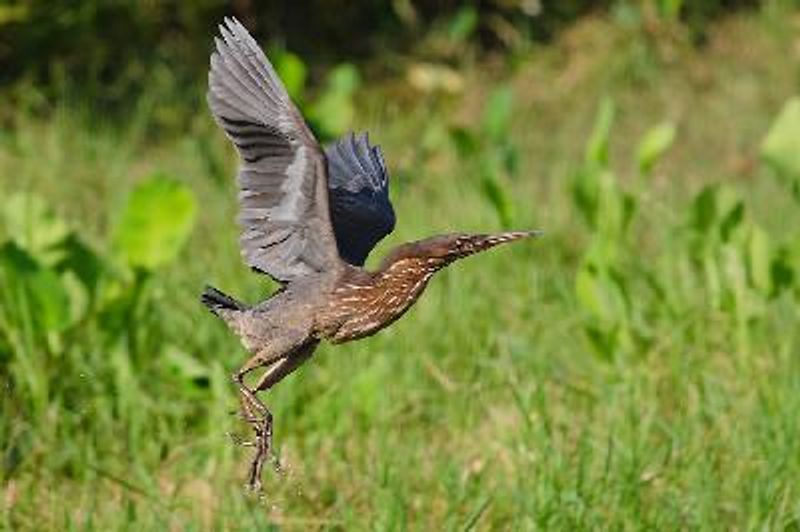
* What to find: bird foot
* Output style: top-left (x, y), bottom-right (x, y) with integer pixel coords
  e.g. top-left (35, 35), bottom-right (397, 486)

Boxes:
top-left (232, 377), bottom-right (285, 491)
top-left (245, 411), bottom-right (283, 491)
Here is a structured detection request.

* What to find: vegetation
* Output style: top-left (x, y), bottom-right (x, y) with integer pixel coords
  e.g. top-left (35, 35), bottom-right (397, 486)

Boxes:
top-left (2, 3), bottom-right (800, 529)
top-left (0, 1), bottom-right (781, 109)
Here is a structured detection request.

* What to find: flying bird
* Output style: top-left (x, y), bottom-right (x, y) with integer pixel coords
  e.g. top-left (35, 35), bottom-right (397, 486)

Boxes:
top-left (202, 17), bottom-right (540, 491)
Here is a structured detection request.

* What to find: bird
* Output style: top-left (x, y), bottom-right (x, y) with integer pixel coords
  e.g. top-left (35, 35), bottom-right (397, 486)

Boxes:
top-left (202, 17), bottom-right (541, 491)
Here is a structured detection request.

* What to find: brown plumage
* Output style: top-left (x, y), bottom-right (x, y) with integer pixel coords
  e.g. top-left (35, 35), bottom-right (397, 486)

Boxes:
top-left (201, 18), bottom-right (541, 491)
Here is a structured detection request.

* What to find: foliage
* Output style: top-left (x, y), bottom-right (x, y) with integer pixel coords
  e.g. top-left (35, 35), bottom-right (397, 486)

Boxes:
top-left (0, 0), bottom-right (774, 112)
top-left (571, 98), bottom-right (642, 357)
top-left (113, 175), bottom-right (197, 271)
top-left (761, 96), bottom-right (800, 199)
top-left (570, 94), bottom-right (797, 360)
top-left (449, 85), bottom-right (520, 228)
top-left (0, 174), bottom-right (199, 427)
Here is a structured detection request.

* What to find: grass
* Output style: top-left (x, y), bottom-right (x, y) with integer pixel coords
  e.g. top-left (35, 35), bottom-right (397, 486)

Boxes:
top-left (2, 11), bottom-right (800, 530)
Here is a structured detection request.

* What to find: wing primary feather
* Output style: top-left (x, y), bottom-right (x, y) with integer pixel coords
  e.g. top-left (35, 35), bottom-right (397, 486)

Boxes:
top-left (324, 131), bottom-right (397, 265)
top-left (341, 132), bottom-right (368, 177)
top-left (212, 41), bottom-right (268, 118)
top-left (208, 17), bottom-right (341, 283)
top-left (218, 26), bottom-right (277, 112)
top-left (355, 133), bottom-right (380, 188)
top-left (208, 69), bottom-right (263, 120)
top-left (225, 19), bottom-right (288, 111)
top-left (370, 146), bottom-right (389, 188)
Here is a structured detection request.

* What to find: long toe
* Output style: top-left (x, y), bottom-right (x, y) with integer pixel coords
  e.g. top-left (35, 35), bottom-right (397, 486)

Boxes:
top-left (247, 440), bottom-right (268, 492)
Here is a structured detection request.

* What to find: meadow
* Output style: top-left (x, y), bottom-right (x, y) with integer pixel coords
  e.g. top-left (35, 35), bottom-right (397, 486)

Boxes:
top-left (2, 8), bottom-right (800, 530)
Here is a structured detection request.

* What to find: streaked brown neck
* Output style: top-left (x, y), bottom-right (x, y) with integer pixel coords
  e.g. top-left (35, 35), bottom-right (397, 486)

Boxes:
top-left (326, 231), bottom-right (537, 343)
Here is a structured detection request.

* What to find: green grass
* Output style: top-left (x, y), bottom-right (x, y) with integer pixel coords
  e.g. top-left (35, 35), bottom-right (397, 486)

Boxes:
top-left (2, 12), bottom-right (800, 530)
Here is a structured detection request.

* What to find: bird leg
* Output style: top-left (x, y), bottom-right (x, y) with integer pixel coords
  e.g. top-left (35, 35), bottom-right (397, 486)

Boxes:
top-left (232, 367), bottom-right (278, 492)
top-left (232, 340), bottom-right (319, 491)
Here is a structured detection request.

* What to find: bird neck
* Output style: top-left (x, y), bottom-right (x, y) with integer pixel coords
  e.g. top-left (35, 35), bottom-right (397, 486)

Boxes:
top-left (325, 257), bottom-right (444, 343)
top-left (375, 255), bottom-right (445, 297)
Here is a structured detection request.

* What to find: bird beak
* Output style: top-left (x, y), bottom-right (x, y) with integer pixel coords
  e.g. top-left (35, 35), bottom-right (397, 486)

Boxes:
top-left (448, 230), bottom-right (542, 261)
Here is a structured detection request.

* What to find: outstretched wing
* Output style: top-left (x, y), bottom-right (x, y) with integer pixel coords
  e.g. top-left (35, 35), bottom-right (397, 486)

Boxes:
top-left (207, 17), bottom-right (341, 284)
top-left (325, 132), bottom-right (396, 266)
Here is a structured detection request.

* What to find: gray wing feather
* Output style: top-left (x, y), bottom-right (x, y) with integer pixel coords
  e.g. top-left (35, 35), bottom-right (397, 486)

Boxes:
top-left (327, 132), bottom-right (389, 193)
top-left (208, 17), bottom-right (340, 283)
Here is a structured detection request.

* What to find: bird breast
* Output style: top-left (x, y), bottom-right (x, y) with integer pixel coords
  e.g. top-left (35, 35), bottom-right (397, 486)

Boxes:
top-left (321, 258), bottom-right (439, 343)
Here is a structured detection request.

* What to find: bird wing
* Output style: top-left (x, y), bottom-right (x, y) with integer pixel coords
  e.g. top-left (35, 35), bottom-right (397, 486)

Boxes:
top-left (325, 132), bottom-right (396, 266)
top-left (208, 18), bottom-right (341, 284)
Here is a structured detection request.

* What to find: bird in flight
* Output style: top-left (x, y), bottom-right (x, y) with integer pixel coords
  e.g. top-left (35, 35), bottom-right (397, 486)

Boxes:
top-left (202, 17), bottom-right (540, 491)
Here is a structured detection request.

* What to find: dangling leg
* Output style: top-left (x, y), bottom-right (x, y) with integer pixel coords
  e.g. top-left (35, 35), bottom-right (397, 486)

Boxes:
top-left (231, 329), bottom-right (313, 429)
top-left (243, 340), bottom-right (319, 490)
top-left (232, 352), bottom-right (285, 432)
top-left (230, 339), bottom-right (295, 490)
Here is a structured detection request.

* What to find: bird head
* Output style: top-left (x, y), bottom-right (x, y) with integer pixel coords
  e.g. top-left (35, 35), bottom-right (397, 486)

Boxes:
top-left (379, 230), bottom-right (541, 272)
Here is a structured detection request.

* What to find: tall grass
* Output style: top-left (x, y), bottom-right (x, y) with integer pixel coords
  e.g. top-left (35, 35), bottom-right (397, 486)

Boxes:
top-left (2, 12), bottom-right (800, 530)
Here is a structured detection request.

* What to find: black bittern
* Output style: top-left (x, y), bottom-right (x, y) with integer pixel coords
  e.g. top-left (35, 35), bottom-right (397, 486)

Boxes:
top-left (201, 17), bottom-right (540, 490)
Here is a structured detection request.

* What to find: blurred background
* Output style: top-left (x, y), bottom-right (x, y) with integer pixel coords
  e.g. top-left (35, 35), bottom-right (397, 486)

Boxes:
top-left (2, 0), bottom-right (800, 529)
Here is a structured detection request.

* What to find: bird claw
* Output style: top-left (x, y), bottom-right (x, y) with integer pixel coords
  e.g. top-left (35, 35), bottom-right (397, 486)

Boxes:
top-left (245, 416), bottom-right (275, 491)
top-left (232, 375), bottom-right (287, 490)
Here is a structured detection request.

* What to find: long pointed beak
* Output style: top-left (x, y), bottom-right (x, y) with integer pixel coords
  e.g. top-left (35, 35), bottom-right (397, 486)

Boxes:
top-left (450, 229), bottom-right (542, 260)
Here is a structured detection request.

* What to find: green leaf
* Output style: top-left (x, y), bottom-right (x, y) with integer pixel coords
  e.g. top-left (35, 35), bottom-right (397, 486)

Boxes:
top-left (2, 193), bottom-right (69, 265)
top-left (480, 171), bottom-right (515, 229)
top-left (448, 6), bottom-right (478, 42)
top-left (656, 0), bottom-right (683, 20)
top-left (596, 170), bottom-right (636, 243)
top-left (747, 225), bottom-right (771, 296)
top-left (586, 97), bottom-right (615, 166)
top-left (308, 64), bottom-right (361, 139)
top-left (576, 262), bottom-right (605, 319)
top-left (164, 346), bottom-right (210, 392)
top-left (0, 241), bottom-right (71, 333)
top-left (761, 97), bottom-right (800, 181)
top-left (719, 200), bottom-right (744, 242)
top-left (575, 247), bottom-right (631, 323)
top-left (61, 271), bottom-right (90, 327)
top-left (576, 260), bottom-right (631, 359)
top-left (449, 126), bottom-right (480, 158)
top-left (53, 233), bottom-right (105, 297)
top-left (501, 143), bottom-right (520, 177)
top-left (571, 166), bottom-right (601, 229)
top-left (620, 191), bottom-right (638, 235)
top-left (482, 86), bottom-right (514, 142)
top-left (770, 246), bottom-right (794, 296)
top-left (637, 122), bottom-right (676, 176)
top-left (327, 63), bottom-right (360, 94)
top-left (689, 184), bottom-right (718, 234)
top-left (113, 174), bottom-right (197, 271)
top-left (309, 93), bottom-right (353, 140)
top-left (272, 49), bottom-right (307, 101)
top-left (165, 347), bottom-right (208, 380)
top-left (584, 324), bottom-right (618, 360)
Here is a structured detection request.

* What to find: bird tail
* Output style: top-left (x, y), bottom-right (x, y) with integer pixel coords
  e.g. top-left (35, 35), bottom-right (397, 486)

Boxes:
top-left (201, 285), bottom-right (246, 317)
